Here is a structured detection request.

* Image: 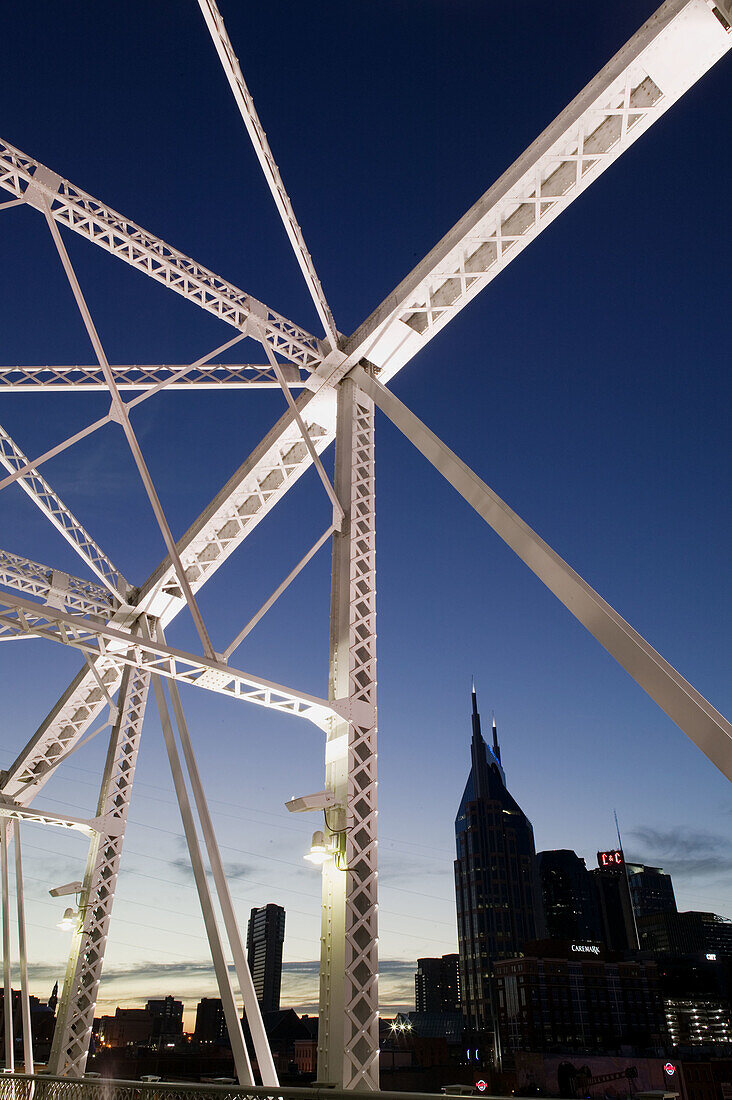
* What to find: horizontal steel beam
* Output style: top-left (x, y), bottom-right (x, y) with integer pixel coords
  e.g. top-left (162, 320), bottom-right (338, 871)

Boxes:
top-left (0, 549), bottom-right (116, 617)
top-left (0, 363), bottom-right (304, 391)
top-left (0, 588), bottom-right (339, 730)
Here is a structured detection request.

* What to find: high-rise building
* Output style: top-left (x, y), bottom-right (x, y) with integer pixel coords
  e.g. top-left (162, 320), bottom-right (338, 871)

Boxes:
top-left (247, 903), bottom-right (286, 1013)
top-left (637, 910), bottom-right (732, 959)
top-left (626, 863), bottom-right (676, 919)
top-left (193, 997), bottom-right (228, 1046)
top-left (415, 954), bottom-right (460, 1013)
top-left (454, 687), bottom-right (540, 1032)
top-left (590, 850), bottom-right (638, 951)
top-left (537, 849), bottom-right (603, 943)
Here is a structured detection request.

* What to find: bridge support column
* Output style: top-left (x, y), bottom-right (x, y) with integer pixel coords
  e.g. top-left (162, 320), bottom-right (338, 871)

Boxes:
top-left (48, 661), bottom-right (149, 1076)
top-left (318, 377), bottom-right (379, 1090)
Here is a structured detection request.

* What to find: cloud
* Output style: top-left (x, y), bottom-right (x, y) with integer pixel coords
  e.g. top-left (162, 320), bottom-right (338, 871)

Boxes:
top-left (29, 958), bottom-right (417, 1015)
top-left (628, 825), bottom-right (732, 881)
top-left (167, 855), bottom-right (254, 882)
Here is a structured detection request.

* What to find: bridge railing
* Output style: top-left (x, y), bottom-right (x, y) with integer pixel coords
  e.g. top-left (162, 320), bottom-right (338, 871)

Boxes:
top-left (0, 1074), bottom-right (507, 1100)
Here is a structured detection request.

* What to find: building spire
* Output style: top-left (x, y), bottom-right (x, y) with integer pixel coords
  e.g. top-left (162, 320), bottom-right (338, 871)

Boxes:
top-left (492, 711), bottom-right (501, 762)
top-left (471, 679), bottom-right (483, 742)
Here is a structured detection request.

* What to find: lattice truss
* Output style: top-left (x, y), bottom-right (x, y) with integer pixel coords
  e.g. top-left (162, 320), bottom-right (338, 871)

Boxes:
top-left (0, 0), bottom-right (730, 1089)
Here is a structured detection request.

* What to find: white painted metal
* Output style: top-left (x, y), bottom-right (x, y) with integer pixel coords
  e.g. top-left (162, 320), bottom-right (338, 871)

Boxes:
top-left (13, 827), bottom-right (33, 1073)
top-left (339, 0), bottom-right (732, 384)
top-left (197, 0), bottom-right (338, 347)
top-left (1, 823), bottom-right (13, 1071)
top-left (48, 662), bottom-right (150, 1076)
top-left (319, 379), bottom-right (379, 1090)
top-left (0, 0), bottom-right (729, 1087)
top-left (163, 668), bottom-right (278, 1085)
top-left (0, 142), bottom-right (324, 372)
top-left (0, 424), bottom-right (128, 600)
top-left (223, 524), bottom-right (335, 660)
top-left (0, 549), bottom-right (115, 617)
top-left (0, 335), bottom-right (248, 494)
top-left (0, 363), bottom-right (301, 392)
top-left (0, 803), bottom-right (100, 836)
top-left (43, 205), bottom-right (216, 660)
top-left (355, 367), bottom-right (732, 781)
top-left (0, 587), bottom-right (338, 729)
top-left (151, 673), bottom-right (255, 1087)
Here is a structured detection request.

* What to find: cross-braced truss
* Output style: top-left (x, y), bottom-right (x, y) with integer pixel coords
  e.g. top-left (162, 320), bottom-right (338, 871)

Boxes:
top-left (0, 0), bottom-right (730, 1089)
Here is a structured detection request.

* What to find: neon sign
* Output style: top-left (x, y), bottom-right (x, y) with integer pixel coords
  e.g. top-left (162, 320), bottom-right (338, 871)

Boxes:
top-left (664, 1064), bottom-right (676, 1077)
top-left (571, 944), bottom-right (600, 955)
top-left (598, 849), bottom-right (623, 868)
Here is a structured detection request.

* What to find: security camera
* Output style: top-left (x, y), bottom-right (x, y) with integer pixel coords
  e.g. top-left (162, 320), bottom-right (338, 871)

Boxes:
top-left (49, 881), bottom-right (83, 898)
top-left (285, 791), bottom-right (337, 814)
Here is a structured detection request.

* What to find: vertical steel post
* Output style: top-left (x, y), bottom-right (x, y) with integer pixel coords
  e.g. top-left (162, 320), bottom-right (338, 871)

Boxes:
top-left (48, 662), bottom-right (150, 1075)
top-left (1, 822), bottom-right (13, 1071)
top-left (318, 377), bottom-right (379, 1090)
top-left (13, 825), bottom-right (33, 1073)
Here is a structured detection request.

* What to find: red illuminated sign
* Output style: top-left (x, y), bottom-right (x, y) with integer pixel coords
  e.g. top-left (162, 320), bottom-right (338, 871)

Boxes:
top-left (476, 1082), bottom-right (488, 1093)
top-left (598, 849), bottom-right (624, 868)
top-left (664, 1064), bottom-right (676, 1077)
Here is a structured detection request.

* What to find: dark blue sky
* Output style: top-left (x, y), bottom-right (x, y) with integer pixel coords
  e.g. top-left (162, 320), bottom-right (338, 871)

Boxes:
top-left (2, 2), bottom-right (730, 1017)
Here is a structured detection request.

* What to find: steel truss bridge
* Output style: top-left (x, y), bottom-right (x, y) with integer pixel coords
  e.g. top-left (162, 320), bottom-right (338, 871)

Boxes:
top-left (0, 0), bottom-right (730, 1091)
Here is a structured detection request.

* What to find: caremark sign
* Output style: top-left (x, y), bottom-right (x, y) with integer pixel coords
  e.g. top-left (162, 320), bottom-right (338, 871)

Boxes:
top-left (571, 944), bottom-right (600, 955)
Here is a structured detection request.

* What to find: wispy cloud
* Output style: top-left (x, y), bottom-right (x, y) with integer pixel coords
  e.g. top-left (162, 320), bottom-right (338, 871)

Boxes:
top-left (168, 856), bottom-right (254, 883)
top-left (628, 825), bottom-right (732, 882)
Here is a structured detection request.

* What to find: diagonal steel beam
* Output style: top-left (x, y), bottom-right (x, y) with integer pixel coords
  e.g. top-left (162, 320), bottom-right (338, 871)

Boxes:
top-left (197, 0), bottom-right (338, 347)
top-left (0, 140), bottom-right (324, 372)
top-left (0, 423), bottom-right (128, 600)
top-left (354, 366), bottom-right (732, 781)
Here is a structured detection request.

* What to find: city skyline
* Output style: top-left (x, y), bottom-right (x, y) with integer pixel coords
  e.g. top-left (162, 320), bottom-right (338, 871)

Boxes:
top-left (1, 0), bottom-right (730, 1039)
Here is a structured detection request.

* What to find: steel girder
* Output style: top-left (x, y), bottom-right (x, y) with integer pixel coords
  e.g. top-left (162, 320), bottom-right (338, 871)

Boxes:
top-left (0, 142), bottom-right (326, 373)
top-left (47, 663), bottom-right (151, 1077)
top-left (0, 588), bottom-right (338, 730)
top-left (0, 0), bottom-right (729, 1089)
top-left (8, 0), bottom-right (729, 815)
top-left (0, 549), bottom-right (116, 618)
top-left (319, 380), bottom-right (379, 1089)
top-left (0, 363), bottom-right (302, 392)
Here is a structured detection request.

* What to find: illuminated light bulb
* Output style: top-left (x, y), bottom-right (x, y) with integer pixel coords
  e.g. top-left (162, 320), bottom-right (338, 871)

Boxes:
top-left (58, 907), bottom-right (77, 931)
top-left (304, 830), bottom-right (329, 865)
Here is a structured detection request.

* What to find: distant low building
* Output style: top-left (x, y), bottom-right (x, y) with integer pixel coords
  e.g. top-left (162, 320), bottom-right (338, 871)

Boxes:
top-left (96, 1007), bottom-right (153, 1048)
top-left (638, 910), bottom-right (732, 960)
top-left (146, 996), bottom-right (184, 1046)
top-left (194, 998), bottom-right (228, 1046)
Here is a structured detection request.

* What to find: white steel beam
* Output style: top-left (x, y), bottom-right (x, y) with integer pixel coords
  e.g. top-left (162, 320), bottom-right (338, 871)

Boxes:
top-left (151, 673), bottom-right (254, 1086)
top-left (0, 141), bottom-right (324, 372)
top-left (13, 827), bottom-right (33, 1073)
top-left (319, 379), bottom-right (379, 1090)
top-left (0, 363), bottom-right (302, 392)
top-left (0, 587), bottom-right (338, 730)
top-left (1, 823), bottom-right (13, 1071)
top-left (197, 0), bottom-right (338, 347)
top-left (0, 802), bottom-right (101, 836)
top-left (0, 549), bottom-right (116, 618)
top-left (355, 366), bottom-right (732, 781)
top-left (48, 664), bottom-right (150, 1076)
top-left (0, 424), bottom-right (128, 601)
top-left (334, 0), bottom-right (732, 385)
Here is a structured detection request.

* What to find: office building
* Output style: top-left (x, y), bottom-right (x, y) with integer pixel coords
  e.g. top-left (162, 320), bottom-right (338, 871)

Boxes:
top-left (590, 850), bottom-right (638, 951)
top-left (247, 903), bottom-right (286, 1013)
top-left (638, 910), bottom-right (732, 959)
top-left (415, 954), bottom-right (460, 1013)
top-left (537, 849), bottom-right (603, 943)
top-left (494, 940), bottom-right (667, 1053)
top-left (626, 863), bottom-right (676, 919)
top-left (194, 997), bottom-right (228, 1046)
top-left (454, 687), bottom-right (540, 1031)
top-left (146, 996), bottom-right (183, 1045)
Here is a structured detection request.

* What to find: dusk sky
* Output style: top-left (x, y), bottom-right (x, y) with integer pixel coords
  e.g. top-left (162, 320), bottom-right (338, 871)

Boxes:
top-left (1, 2), bottom-right (730, 1029)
